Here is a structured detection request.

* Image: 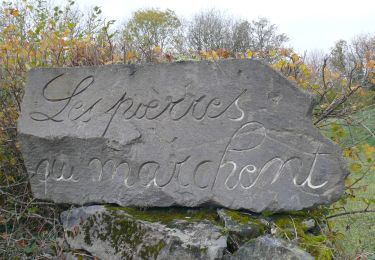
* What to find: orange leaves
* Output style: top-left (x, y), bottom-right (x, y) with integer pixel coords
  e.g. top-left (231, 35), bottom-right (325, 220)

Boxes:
top-left (16, 239), bottom-right (28, 248)
top-left (216, 48), bottom-right (230, 58)
top-left (366, 60), bottom-right (375, 69)
top-left (279, 48), bottom-right (290, 57)
top-left (358, 87), bottom-right (366, 97)
top-left (199, 49), bottom-right (230, 60)
top-left (6, 8), bottom-right (20, 17)
top-left (165, 53), bottom-right (173, 62)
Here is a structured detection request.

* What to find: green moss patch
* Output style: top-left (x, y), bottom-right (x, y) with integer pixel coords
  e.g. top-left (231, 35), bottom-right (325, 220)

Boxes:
top-left (105, 205), bottom-right (220, 225)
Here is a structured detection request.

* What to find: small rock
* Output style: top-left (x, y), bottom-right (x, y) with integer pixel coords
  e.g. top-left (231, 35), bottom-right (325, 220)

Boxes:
top-left (302, 219), bottom-right (316, 231)
top-left (228, 235), bottom-right (314, 260)
top-left (217, 208), bottom-right (263, 252)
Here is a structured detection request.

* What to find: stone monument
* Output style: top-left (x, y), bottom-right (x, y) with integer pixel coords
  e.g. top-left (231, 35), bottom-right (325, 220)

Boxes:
top-left (18, 59), bottom-right (347, 212)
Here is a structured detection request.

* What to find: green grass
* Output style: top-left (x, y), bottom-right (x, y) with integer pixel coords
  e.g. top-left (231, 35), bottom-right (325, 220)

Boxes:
top-left (332, 172), bottom-right (375, 258)
top-left (323, 106), bottom-right (375, 147)
top-left (319, 106), bottom-right (375, 258)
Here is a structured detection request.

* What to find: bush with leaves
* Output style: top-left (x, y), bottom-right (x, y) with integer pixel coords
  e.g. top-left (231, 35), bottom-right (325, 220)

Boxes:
top-left (0, 0), bottom-right (119, 257)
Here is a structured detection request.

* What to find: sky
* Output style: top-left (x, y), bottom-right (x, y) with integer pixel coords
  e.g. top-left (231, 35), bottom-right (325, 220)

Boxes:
top-left (58, 0), bottom-right (375, 54)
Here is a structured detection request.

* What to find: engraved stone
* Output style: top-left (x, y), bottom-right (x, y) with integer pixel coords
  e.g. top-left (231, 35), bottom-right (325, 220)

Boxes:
top-left (18, 60), bottom-right (348, 212)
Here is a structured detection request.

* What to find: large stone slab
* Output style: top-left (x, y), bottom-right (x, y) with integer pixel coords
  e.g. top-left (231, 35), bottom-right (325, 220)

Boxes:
top-left (18, 60), bottom-right (347, 211)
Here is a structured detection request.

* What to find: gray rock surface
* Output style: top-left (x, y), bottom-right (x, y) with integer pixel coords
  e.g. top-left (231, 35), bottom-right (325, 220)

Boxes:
top-left (61, 206), bottom-right (317, 259)
top-left (61, 206), bottom-right (226, 260)
top-left (228, 235), bottom-right (314, 260)
top-left (18, 59), bottom-right (347, 211)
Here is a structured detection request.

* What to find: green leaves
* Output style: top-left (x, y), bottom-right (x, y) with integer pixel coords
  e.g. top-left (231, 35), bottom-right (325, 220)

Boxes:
top-left (122, 8), bottom-right (182, 62)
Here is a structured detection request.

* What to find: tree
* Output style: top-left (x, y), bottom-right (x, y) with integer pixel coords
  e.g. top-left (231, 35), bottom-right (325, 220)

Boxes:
top-left (330, 36), bottom-right (375, 89)
top-left (121, 8), bottom-right (182, 62)
top-left (231, 17), bottom-right (288, 55)
top-left (247, 17), bottom-right (288, 55)
top-left (231, 20), bottom-right (251, 53)
top-left (187, 9), bottom-right (232, 52)
top-left (304, 49), bottom-right (326, 85)
top-left (187, 14), bottom-right (288, 58)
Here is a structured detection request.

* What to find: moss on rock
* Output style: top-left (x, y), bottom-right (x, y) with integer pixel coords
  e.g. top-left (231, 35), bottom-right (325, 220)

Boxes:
top-left (105, 205), bottom-right (220, 225)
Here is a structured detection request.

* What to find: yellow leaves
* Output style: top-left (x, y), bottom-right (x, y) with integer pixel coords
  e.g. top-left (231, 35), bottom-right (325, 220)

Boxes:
top-left (211, 51), bottom-right (220, 60)
top-left (126, 51), bottom-right (136, 60)
top-left (3, 24), bottom-right (17, 35)
top-left (343, 148), bottom-right (358, 160)
top-left (331, 122), bottom-right (340, 132)
top-left (291, 53), bottom-right (299, 63)
top-left (349, 162), bottom-right (362, 173)
top-left (341, 78), bottom-right (348, 87)
top-left (7, 175), bottom-right (15, 183)
top-left (331, 122), bottom-right (346, 140)
top-left (273, 59), bottom-right (286, 70)
top-left (299, 63), bottom-right (310, 78)
top-left (311, 84), bottom-right (321, 90)
top-left (246, 50), bottom-right (253, 59)
top-left (269, 49), bottom-right (277, 58)
top-left (344, 144), bottom-right (374, 173)
top-left (0, 43), bottom-right (12, 51)
top-left (153, 45), bottom-right (161, 54)
top-left (63, 28), bottom-right (71, 38)
top-left (199, 50), bottom-right (210, 60)
top-left (126, 51), bottom-right (137, 62)
top-left (361, 143), bottom-right (374, 163)
top-left (213, 50), bottom-right (220, 60)
top-left (200, 49), bottom-right (228, 60)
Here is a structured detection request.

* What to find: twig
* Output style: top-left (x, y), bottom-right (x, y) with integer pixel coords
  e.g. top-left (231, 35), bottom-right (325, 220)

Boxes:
top-left (314, 85), bottom-right (362, 125)
top-left (326, 209), bottom-right (375, 219)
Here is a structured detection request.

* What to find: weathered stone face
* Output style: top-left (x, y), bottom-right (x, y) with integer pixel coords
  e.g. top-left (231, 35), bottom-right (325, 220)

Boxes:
top-left (18, 59), bottom-right (347, 211)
